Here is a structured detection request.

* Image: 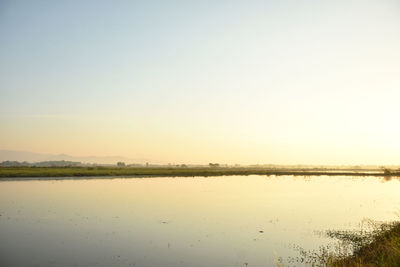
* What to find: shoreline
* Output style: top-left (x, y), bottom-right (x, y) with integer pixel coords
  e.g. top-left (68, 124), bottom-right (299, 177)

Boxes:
top-left (1, 167), bottom-right (399, 180)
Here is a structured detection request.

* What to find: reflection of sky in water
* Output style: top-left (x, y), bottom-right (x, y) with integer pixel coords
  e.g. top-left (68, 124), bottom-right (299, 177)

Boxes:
top-left (1, 175), bottom-right (400, 266)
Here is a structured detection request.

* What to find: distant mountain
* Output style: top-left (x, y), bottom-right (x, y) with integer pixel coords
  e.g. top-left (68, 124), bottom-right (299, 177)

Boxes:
top-left (0, 160), bottom-right (81, 167)
top-left (0, 149), bottom-right (148, 164)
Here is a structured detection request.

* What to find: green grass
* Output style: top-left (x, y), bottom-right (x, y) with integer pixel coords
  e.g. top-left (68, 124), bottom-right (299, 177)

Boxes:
top-left (328, 222), bottom-right (400, 267)
top-left (0, 166), bottom-right (399, 178)
top-left (293, 221), bottom-right (400, 267)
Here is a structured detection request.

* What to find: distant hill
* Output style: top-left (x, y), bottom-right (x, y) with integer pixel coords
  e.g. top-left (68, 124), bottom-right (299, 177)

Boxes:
top-left (0, 150), bottom-right (148, 164)
top-left (0, 160), bottom-right (82, 167)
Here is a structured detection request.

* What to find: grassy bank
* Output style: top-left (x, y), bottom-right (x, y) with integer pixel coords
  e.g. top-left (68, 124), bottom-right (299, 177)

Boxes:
top-left (329, 222), bottom-right (400, 267)
top-left (0, 166), bottom-right (398, 178)
top-left (295, 221), bottom-right (400, 267)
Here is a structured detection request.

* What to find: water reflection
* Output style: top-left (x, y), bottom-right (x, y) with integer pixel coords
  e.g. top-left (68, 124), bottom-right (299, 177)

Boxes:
top-left (0, 175), bottom-right (399, 266)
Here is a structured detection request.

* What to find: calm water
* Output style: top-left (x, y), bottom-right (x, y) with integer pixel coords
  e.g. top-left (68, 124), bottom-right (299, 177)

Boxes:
top-left (1, 175), bottom-right (400, 267)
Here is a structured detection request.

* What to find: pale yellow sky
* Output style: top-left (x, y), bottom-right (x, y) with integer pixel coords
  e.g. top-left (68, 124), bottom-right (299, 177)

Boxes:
top-left (1, 1), bottom-right (400, 165)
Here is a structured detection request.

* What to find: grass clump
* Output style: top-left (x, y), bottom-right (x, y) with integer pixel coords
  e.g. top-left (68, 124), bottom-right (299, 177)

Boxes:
top-left (290, 220), bottom-right (400, 267)
top-left (330, 221), bottom-right (400, 267)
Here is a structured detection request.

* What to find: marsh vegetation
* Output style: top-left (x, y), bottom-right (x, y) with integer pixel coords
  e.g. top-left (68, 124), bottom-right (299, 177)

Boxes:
top-left (287, 220), bottom-right (400, 266)
top-left (1, 166), bottom-right (400, 179)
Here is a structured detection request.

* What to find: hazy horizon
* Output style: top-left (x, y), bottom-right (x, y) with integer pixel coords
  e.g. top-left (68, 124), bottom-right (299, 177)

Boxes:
top-left (1, 1), bottom-right (400, 165)
top-left (2, 148), bottom-right (400, 167)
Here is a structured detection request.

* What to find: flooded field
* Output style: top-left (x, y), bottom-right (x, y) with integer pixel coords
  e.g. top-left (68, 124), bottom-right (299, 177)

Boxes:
top-left (1, 175), bottom-right (400, 267)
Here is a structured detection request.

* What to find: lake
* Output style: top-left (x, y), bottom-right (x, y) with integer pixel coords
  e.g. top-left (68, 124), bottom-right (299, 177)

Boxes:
top-left (1, 175), bottom-right (399, 266)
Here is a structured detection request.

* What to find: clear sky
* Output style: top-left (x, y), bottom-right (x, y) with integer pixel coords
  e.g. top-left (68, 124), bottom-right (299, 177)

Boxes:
top-left (1, 0), bottom-right (399, 165)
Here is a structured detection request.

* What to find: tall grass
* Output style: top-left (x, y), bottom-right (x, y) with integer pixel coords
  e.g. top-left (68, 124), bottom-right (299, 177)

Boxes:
top-left (330, 221), bottom-right (400, 267)
top-left (288, 220), bottom-right (400, 266)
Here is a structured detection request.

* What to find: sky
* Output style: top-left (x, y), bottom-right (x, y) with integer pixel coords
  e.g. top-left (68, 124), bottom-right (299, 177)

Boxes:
top-left (1, 0), bottom-right (400, 165)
